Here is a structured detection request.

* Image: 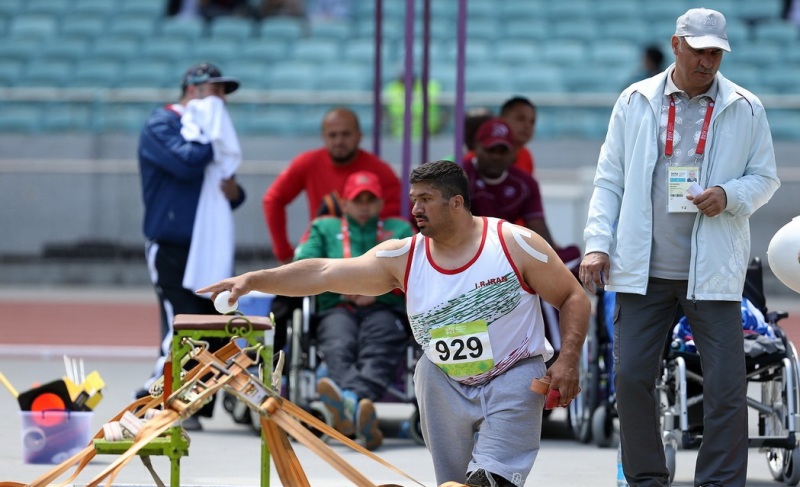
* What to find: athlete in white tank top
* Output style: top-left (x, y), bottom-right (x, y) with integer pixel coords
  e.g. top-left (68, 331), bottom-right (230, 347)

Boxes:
top-left (404, 217), bottom-right (554, 385)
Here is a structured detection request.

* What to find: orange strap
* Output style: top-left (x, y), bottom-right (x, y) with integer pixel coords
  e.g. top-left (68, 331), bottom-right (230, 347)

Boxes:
top-left (260, 416), bottom-right (311, 487)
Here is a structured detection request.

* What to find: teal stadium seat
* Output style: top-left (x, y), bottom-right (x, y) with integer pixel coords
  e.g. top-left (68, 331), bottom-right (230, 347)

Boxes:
top-left (259, 17), bottom-right (307, 42)
top-left (466, 1), bottom-right (497, 21)
top-left (0, 40), bottom-right (41, 63)
top-left (589, 41), bottom-right (639, 69)
top-left (511, 65), bottom-right (563, 93)
top-left (545, 0), bottom-right (593, 20)
top-left (754, 21), bottom-right (799, 44)
top-left (730, 42), bottom-right (783, 69)
top-left (542, 41), bottom-right (588, 67)
top-left (25, 0), bottom-right (71, 16)
top-left (721, 65), bottom-right (760, 90)
top-left (192, 40), bottom-right (242, 66)
top-left (159, 17), bottom-right (206, 41)
top-left (341, 38), bottom-right (392, 65)
top-left (223, 62), bottom-right (269, 89)
top-left (725, 19), bottom-right (751, 47)
top-left (505, 20), bottom-right (550, 43)
top-left (42, 103), bottom-right (92, 132)
top-left (594, 0), bottom-right (641, 22)
top-left (69, 60), bottom-right (122, 88)
top-left (0, 105), bottom-right (41, 132)
top-left (604, 20), bottom-right (653, 45)
top-left (291, 38), bottom-right (340, 64)
top-left (268, 63), bottom-right (317, 90)
top-left (551, 19), bottom-right (600, 44)
top-left (245, 107), bottom-right (302, 135)
top-left (309, 21), bottom-right (352, 42)
top-left (210, 16), bottom-right (256, 41)
top-left (100, 104), bottom-right (152, 132)
top-left (493, 44), bottom-right (542, 66)
top-left (59, 15), bottom-right (106, 41)
top-left (0, 0), bottom-right (23, 18)
top-left (91, 38), bottom-right (140, 62)
top-left (118, 0), bottom-right (165, 18)
top-left (0, 60), bottom-right (23, 87)
top-left (23, 60), bottom-right (72, 87)
top-left (738, 0), bottom-right (783, 22)
top-left (643, 1), bottom-right (689, 24)
top-left (448, 40), bottom-right (492, 64)
top-left (766, 110), bottom-right (800, 141)
top-left (73, 0), bottom-right (119, 17)
top-left (466, 65), bottom-right (513, 93)
top-left (107, 17), bottom-right (156, 41)
top-left (118, 61), bottom-right (173, 88)
top-left (230, 39), bottom-right (291, 64)
top-left (141, 39), bottom-right (193, 64)
top-left (355, 20), bottom-right (403, 42)
top-left (318, 63), bottom-right (372, 91)
top-left (40, 38), bottom-right (91, 63)
top-left (497, 0), bottom-right (543, 21)
top-left (464, 19), bottom-right (498, 42)
top-left (9, 15), bottom-right (58, 39)
top-left (764, 68), bottom-right (800, 94)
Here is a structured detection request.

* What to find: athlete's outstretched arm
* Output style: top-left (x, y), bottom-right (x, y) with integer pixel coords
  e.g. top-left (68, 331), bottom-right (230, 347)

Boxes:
top-left (196, 238), bottom-right (410, 306)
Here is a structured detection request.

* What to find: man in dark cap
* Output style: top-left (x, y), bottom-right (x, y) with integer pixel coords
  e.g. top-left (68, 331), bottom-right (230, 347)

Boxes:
top-left (135, 62), bottom-right (246, 430)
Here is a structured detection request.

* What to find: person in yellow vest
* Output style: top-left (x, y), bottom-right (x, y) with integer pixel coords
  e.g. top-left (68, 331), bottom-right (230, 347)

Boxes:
top-left (384, 73), bottom-right (445, 139)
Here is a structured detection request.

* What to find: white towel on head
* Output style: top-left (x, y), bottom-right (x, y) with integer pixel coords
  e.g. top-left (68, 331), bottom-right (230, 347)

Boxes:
top-left (180, 95), bottom-right (242, 294)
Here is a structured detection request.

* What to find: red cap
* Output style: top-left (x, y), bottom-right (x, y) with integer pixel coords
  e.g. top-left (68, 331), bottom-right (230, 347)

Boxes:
top-left (475, 118), bottom-right (515, 149)
top-left (343, 171), bottom-right (383, 200)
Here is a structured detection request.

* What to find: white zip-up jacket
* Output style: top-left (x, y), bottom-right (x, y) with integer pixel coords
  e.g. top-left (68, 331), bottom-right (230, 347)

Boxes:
top-left (584, 65), bottom-right (780, 301)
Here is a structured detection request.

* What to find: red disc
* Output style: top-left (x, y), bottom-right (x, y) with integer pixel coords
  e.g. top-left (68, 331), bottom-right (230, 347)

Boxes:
top-left (30, 393), bottom-right (67, 426)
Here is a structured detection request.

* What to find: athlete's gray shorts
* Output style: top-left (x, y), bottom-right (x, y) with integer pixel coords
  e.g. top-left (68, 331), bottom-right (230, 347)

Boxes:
top-left (414, 354), bottom-right (546, 486)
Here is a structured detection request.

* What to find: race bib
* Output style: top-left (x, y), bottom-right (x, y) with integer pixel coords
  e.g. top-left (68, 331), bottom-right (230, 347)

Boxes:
top-left (429, 320), bottom-right (494, 378)
top-left (667, 165), bottom-right (700, 213)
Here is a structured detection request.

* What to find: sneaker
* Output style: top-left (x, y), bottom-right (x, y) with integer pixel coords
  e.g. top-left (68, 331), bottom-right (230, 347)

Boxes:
top-left (465, 468), bottom-right (513, 487)
top-left (317, 377), bottom-right (354, 436)
top-left (180, 415), bottom-right (203, 431)
top-left (355, 398), bottom-right (383, 450)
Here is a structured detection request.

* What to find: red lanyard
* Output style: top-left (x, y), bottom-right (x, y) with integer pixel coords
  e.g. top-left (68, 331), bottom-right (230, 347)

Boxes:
top-left (340, 218), bottom-right (384, 258)
top-left (665, 94), bottom-right (715, 159)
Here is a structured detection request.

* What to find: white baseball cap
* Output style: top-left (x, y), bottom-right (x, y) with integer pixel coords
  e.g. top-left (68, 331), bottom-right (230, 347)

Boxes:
top-left (675, 8), bottom-right (731, 52)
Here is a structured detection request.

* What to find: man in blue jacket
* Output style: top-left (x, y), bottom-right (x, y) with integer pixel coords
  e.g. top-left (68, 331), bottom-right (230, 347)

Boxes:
top-left (580, 9), bottom-right (779, 486)
top-left (137, 62), bottom-right (246, 430)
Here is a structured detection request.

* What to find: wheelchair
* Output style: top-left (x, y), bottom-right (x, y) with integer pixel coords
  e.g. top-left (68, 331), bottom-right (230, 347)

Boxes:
top-left (286, 295), bottom-right (426, 446)
top-left (658, 257), bottom-right (799, 485)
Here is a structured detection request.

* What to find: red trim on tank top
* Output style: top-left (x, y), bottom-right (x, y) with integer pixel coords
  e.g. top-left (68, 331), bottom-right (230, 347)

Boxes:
top-left (424, 217), bottom-right (488, 275)
top-left (497, 220), bottom-right (537, 295)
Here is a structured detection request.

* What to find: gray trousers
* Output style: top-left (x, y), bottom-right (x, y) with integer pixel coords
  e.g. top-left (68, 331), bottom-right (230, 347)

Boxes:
top-left (415, 354), bottom-right (546, 486)
top-left (615, 278), bottom-right (747, 487)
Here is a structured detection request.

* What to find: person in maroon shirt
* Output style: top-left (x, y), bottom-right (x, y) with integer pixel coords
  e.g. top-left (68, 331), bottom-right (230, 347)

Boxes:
top-left (462, 117), bottom-right (557, 248)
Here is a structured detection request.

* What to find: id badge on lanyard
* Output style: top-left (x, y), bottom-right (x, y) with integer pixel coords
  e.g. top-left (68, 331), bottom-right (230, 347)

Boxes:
top-left (665, 94), bottom-right (713, 213)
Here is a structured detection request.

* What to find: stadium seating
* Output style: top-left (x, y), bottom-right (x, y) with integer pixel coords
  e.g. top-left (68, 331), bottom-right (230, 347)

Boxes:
top-left (0, 0), bottom-right (798, 139)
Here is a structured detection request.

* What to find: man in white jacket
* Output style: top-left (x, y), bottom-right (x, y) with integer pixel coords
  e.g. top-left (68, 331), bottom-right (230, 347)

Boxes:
top-left (580, 8), bottom-right (780, 487)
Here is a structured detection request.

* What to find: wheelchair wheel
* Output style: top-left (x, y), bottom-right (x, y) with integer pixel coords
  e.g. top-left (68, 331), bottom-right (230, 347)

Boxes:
top-left (591, 404), bottom-right (615, 448)
top-left (569, 332), bottom-right (597, 443)
top-left (300, 400), bottom-right (333, 443)
top-left (764, 342), bottom-right (800, 485)
top-left (408, 408), bottom-right (425, 446)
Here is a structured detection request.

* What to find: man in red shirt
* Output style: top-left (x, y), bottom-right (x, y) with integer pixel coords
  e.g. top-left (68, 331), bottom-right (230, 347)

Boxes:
top-left (262, 107), bottom-right (402, 264)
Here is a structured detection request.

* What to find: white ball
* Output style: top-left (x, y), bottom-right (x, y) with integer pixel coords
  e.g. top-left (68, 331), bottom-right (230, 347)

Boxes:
top-left (767, 216), bottom-right (800, 294)
top-left (214, 290), bottom-right (238, 314)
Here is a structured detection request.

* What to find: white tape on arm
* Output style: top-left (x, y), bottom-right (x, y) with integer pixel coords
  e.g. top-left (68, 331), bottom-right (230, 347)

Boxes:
top-left (376, 238), bottom-right (412, 258)
top-left (510, 226), bottom-right (548, 263)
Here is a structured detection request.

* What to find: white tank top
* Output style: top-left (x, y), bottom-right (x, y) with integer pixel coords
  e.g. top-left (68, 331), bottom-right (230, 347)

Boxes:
top-left (403, 217), bottom-right (553, 385)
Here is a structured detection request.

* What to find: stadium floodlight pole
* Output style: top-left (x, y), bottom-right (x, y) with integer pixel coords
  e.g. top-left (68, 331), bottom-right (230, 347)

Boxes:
top-left (372, 0), bottom-right (383, 157)
top-left (420, 0), bottom-right (431, 167)
top-left (400, 0), bottom-right (415, 218)
top-left (454, 0), bottom-right (467, 166)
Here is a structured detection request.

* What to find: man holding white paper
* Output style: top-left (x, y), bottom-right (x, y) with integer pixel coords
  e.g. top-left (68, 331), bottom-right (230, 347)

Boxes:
top-left (580, 8), bottom-right (780, 486)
